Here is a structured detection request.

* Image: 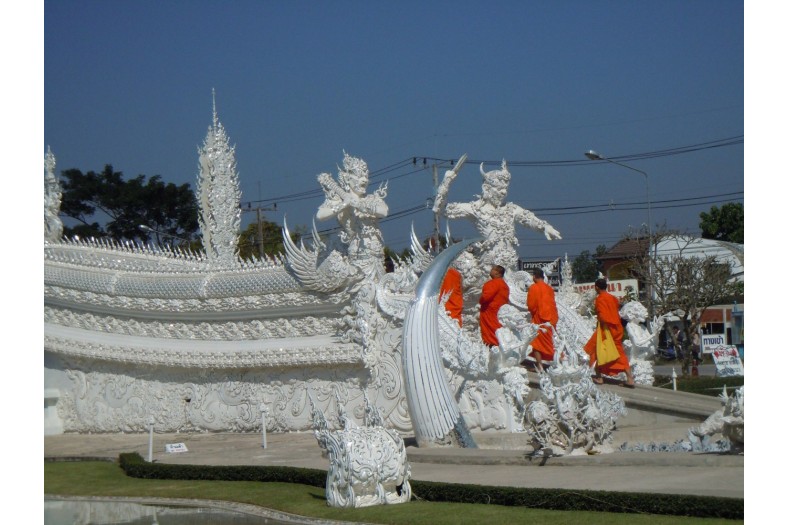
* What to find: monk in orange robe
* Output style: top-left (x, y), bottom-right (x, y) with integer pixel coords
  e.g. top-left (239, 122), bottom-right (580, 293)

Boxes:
top-left (439, 266), bottom-right (463, 326)
top-left (526, 268), bottom-right (559, 370)
top-left (479, 265), bottom-right (510, 347)
top-left (584, 278), bottom-right (635, 388)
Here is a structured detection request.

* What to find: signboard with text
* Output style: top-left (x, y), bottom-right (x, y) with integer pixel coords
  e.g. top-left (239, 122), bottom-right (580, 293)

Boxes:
top-left (700, 333), bottom-right (727, 354)
top-left (709, 345), bottom-right (744, 377)
top-left (518, 260), bottom-right (562, 288)
top-left (165, 443), bottom-right (189, 454)
top-left (573, 279), bottom-right (639, 300)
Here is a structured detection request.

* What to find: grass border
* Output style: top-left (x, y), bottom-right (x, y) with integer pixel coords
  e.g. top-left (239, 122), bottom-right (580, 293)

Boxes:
top-left (116, 452), bottom-right (742, 520)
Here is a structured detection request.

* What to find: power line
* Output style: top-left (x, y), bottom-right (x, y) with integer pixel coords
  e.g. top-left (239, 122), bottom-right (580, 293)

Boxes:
top-left (243, 135), bottom-right (742, 208)
top-left (299, 191), bottom-right (742, 242)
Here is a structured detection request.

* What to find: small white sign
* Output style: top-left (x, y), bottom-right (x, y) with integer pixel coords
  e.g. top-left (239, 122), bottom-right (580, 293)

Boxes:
top-left (701, 333), bottom-right (727, 354)
top-left (165, 443), bottom-right (189, 454)
top-left (709, 345), bottom-right (744, 377)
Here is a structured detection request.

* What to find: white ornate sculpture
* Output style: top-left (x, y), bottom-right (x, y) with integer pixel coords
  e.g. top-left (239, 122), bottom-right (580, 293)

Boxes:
top-left (556, 254), bottom-right (582, 309)
top-left (495, 304), bottom-right (541, 366)
top-left (402, 240), bottom-right (483, 447)
top-left (620, 301), bottom-right (665, 385)
top-left (284, 152), bottom-right (392, 368)
top-left (433, 156), bottom-right (561, 274)
top-left (44, 147), bottom-right (64, 242)
top-left (196, 92), bottom-right (242, 266)
top-left (525, 352), bottom-right (626, 456)
top-left (394, 232), bottom-right (538, 437)
top-left (316, 152), bottom-right (388, 279)
top-left (311, 393), bottom-right (411, 508)
top-left (690, 385), bottom-right (744, 454)
top-left (44, 118), bottom-right (627, 449)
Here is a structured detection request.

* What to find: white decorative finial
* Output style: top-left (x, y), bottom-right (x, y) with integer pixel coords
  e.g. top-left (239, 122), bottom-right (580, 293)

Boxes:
top-left (212, 88), bottom-right (218, 129)
top-left (44, 146), bottom-right (63, 242)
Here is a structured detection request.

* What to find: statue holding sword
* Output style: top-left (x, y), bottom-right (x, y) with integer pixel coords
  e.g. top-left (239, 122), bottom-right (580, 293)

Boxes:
top-left (433, 154), bottom-right (562, 272)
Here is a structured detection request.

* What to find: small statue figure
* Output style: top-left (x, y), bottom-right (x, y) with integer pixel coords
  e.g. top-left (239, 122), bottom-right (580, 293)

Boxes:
top-left (494, 304), bottom-right (539, 368)
top-left (620, 301), bottom-right (665, 385)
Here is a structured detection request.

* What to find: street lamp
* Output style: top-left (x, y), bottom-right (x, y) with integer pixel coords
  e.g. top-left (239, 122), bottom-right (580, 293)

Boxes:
top-left (584, 150), bottom-right (655, 312)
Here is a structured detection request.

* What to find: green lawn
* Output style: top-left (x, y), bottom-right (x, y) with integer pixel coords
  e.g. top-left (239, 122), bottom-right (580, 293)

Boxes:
top-left (45, 460), bottom-right (742, 525)
top-left (653, 375), bottom-right (744, 396)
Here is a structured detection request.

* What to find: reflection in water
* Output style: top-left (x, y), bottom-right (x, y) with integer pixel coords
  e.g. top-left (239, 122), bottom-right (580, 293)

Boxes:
top-left (44, 499), bottom-right (299, 524)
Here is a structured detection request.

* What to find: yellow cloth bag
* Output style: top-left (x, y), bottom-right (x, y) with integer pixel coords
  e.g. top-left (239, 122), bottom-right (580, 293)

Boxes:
top-left (595, 324), bottom-right (619, 366)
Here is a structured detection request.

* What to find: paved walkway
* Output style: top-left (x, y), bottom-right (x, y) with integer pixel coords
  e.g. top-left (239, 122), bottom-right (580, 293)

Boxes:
top-left (45, 424), bottom-right (743, 499)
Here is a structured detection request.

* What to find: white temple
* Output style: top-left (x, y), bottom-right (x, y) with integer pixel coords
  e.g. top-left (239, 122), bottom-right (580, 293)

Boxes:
top-left (44, 106), bottom-right (635, 455)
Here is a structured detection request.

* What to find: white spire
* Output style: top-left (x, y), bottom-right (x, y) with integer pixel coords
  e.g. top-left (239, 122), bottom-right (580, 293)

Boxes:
top-left (44, 146), bottom-right (64, 242)
top-left (196, 91), bottom-right (242, 266)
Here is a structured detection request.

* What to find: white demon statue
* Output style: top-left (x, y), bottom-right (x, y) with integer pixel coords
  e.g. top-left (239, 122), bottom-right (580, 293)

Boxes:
top-left (310, 392), bottom-right (411, 508)
top-left (432, 155), bottom-right (561, 282)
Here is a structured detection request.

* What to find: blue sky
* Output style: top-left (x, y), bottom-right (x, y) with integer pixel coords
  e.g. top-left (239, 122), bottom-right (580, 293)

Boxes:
top-left (42, 0), bottom-right (743, 260)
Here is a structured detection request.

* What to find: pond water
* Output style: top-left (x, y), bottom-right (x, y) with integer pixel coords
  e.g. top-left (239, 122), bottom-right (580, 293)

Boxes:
top-left (44, 498), bottom-right (303, 524)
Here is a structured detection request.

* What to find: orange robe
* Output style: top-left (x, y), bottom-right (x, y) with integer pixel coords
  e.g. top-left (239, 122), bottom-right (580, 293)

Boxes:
top-left (584, 290), bottom-right (630, 374)
top-left (479, 277), bottom-right (510, 346)
top-left (526, 280), bottom-right (559, 360)
top-left (439, 267), bottom-right (463, 326)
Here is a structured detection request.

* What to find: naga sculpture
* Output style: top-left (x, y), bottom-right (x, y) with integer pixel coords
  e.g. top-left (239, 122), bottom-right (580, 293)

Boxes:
top-left (402, 240), bottom-right (481, 448)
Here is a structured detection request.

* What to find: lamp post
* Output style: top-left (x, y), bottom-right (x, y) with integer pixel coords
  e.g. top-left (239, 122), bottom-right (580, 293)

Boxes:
top-left (584, 150), bottom-right (654, 313)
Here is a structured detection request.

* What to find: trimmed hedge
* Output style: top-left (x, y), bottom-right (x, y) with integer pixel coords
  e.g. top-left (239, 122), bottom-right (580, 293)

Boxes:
top-left (653, 375), bottom-right (744, 396)
top-left (118, 452), bottom-right (743, 519)
top-left (119, 452), bottom-right (326, 487)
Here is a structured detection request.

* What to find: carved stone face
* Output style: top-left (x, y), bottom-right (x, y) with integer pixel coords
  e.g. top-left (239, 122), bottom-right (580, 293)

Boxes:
top-left (345, 170), bottom-right (369, 195)
top-left (481, 179), bottom-right (508, 206)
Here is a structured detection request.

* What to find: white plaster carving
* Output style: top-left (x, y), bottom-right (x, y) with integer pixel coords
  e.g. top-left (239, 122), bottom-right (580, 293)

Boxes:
top-left (433, 157), bottom-right (561, 276)
top-left (311, 394), bottom-right (411, 508)
top-left (44, 140), bottom-right (628, 446)
top-left (44, 147), bottom-right (64, 242)
top-left (53, 360), bottom-right (396, 434)
top-left (690, 385), bottom-right (744, 453)
top-left (196, 93), bottom-right (242, 266)
top-left (45, 306), bottom-right (337, 340)
top-left (620, 301), bottom-right (665, 385)
top-left (525, 352), bottom-right (626, 456)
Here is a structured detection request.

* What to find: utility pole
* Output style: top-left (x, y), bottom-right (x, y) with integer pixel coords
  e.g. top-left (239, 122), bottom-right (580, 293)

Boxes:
top-left (242, 203), bottom-right (277, 258)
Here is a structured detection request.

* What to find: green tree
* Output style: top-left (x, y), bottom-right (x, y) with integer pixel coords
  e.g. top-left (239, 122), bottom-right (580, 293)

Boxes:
top-left (59, 165), bottom-right (199, 244)
top-left (629, 233), bottom-right (741, 375)
top-left (571, 244), bottom-right (607, 283)
top-left (237, 220), bottom-right (301, 260)
top-left (699, 202), bottom-right (743, 244)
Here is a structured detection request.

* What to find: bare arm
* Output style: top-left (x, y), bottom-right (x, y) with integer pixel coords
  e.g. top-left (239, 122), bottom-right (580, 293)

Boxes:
top-left (513, 206), bottom-right (562, 240)
top-left (432, 153), bottom-right (468, 215)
